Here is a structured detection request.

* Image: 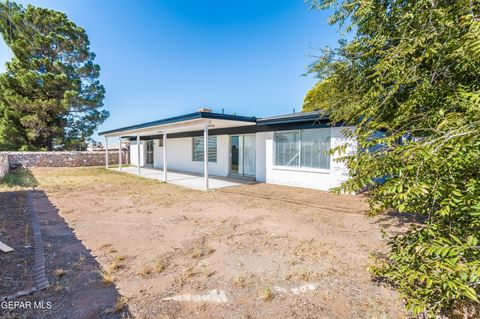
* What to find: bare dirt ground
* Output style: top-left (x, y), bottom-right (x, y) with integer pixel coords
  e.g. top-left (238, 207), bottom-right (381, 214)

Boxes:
top-left (27, 167), bottom-right (405, 318)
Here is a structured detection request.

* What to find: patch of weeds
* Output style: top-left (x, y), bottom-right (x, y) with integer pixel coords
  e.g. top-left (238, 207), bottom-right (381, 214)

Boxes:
top-left (107, 296), bottom-right (128, 314)
top-left (295, 268), bottom-right (312, 281)
top-left (184, 266), bottom-right (196, 278)
top-left (74, 255), bottom-right (86, 268)
top-left (54, 268), bottom-right (67, 277)
top-left (205, 246), bottom-right (215, 255)
top-left (138, 265), bottom-right (152, 277)
top-left (260, 286), bottom-right (275, 301)
top-left (234, 276), bottom-right (246, 287)
top-left (109, 255), bottom-right (126, 272)
top-left (294, 239), bottom-right (319, 261)
top-left (287, 259), bottom-right (300, 266)
top-left (154, 257), bottom-right (168, 273)
top-left (98, 269), bottom-right (115, 285)
top-left (52, 283), bottom-right (63, 292)
top-left (200, 264), bottom-right (216, 277)
top-left (99, 243), bottom-right (112, 250)
top-left (190, 244), bottom-right (215, 259)
top-left (191, 248), bottom-right (203, 259)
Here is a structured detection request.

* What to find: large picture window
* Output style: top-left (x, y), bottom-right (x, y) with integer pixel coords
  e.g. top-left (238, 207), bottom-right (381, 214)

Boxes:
top-left (274, 128), bottom-right (331, 169)
top-left (192, 136), bottom-right (217, 162)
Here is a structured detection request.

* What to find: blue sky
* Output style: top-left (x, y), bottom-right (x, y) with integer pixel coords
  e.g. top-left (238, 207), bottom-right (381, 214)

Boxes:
top-left (0, 0), bottom-right (340, 141)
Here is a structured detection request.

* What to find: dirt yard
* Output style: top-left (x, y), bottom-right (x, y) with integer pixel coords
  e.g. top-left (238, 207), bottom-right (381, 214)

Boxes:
top-left (7, 167), bottom-right (406, 318)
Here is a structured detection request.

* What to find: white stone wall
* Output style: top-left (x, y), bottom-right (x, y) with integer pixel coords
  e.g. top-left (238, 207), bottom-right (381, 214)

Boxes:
top-left (0, 153), bottom-right (9, 180)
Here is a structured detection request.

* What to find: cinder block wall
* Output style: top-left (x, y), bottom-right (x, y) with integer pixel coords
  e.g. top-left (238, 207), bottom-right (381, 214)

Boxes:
top-left (5, 151), bottom-right (128, 168)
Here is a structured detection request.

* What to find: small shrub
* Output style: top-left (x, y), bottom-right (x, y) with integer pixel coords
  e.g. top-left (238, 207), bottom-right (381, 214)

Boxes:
top-left (54, 268), bottom-right (67, 277)
top-left (260, 287), bottom-right (275, 301)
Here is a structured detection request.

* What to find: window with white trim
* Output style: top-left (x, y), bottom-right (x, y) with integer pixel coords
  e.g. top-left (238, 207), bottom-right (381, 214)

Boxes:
top-left (274, 128), bottom-right (331, 169)
top-left (192, 136), bottom-right (217, 162)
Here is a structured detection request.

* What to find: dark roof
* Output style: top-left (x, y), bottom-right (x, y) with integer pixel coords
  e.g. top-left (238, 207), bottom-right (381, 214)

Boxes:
top-left (98, 111), bottom-right (257, 136)
top-left (99, 110), bottom-right (329, 136)
top-left (256, 110), bottom-right (328, 125)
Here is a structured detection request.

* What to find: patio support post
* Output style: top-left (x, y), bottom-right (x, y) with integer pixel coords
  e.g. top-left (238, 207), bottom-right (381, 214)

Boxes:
top-left (204, 123), bottom-right (209, 191)
top-left (118, 137), bottom-right (122, 172)
top-left (105, 136), bottom-right (109, 169)
top-left (163, 131), bottom-right (167, 182)
top-left (137, 134), bottom-right (141, 175)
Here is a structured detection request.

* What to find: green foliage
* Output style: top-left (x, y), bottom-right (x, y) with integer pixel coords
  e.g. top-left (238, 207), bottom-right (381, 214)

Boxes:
top-left (305, 0), bottom-right (480, 316)
top-left (0, 1), bottom-right (108, 151)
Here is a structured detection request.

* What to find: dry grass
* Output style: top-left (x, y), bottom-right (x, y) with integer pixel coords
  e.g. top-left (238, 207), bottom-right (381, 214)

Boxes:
top-left (191, 248), bottom-right (203, 259)
top-left (107, 296), bottom-right (128, 314)
top-left (138, 265), bottom-right (152, 277)
top-left (108, 256), bottom-right (126, 273)
top-left (260, 286), bottom-right (275, 302)
top-left (74, 255), bottom-right (86, 268)
top-left (54, 268), bottom-right (67, 277)
top-left (295, 268), bottom-right (313, 281)
top-left (98, 269), bottom-right (115, 285)
top-left (234, 275), bottom-right (246, 287)
top-left (154, 257), bottom-right (168, 273)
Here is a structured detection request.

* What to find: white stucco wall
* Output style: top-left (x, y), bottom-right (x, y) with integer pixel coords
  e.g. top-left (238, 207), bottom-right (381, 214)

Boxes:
top-left (264, 126), bottom-right (356, 191)
top-left (130, 141), bottom-right (145, 167)
top-left (150, 135), bottom-right (230, 177)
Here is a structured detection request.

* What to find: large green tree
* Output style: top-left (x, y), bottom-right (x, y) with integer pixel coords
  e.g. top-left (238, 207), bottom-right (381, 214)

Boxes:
top-left (0, 1), bottom-right (108, 150)
top-left (305, 0), bottom-right (480, 317)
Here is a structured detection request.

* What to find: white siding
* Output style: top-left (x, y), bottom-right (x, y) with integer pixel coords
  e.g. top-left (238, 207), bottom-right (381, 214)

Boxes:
top-left (152, 135), bottom-right (230, 176)
top-left (264, 126), bottom-right (356, 191)
top-left (255, 132), bottom-right (268, 182)
top-left (129, 141), bottom-right (145, 167)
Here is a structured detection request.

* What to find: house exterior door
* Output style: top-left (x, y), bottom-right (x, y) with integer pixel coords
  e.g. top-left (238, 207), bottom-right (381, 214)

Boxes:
top-left (145, 141), bottom-right (154, 166)
top-left (230, 135), bottom-right (255, 177)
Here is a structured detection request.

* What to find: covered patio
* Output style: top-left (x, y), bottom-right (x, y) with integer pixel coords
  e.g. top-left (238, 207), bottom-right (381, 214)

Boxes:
top-left (110, 166), bottom-right (254, 190)
top-left (99, 110), bottom-right (257, 191)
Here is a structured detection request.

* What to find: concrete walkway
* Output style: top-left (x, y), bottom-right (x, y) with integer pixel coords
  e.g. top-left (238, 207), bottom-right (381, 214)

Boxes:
top-left (111, 166), bottom-right (255, 190)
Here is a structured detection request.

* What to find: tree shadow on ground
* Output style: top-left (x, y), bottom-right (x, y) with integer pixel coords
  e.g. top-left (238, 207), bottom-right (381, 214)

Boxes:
top-left (1, 189), bottom-right (130, 319)
top-left (374, 209), bottom-right (426, 231)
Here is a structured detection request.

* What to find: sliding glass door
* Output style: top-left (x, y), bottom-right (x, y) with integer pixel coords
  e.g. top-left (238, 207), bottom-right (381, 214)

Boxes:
top-left (243, 135), bottom-right (255, 176)
top-left (230, 135), bottom-right (255, 177)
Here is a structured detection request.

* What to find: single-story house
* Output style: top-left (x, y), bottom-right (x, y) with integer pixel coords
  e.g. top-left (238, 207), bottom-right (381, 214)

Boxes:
top-left (98, 109), bottom-right (356, 191)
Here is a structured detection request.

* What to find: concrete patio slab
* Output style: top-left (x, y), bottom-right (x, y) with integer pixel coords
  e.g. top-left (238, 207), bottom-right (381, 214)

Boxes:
top-left (110, 166), bottom-right (254, 190)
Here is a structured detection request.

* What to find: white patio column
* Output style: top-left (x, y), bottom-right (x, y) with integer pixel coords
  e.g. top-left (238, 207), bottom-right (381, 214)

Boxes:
top-left (136, 134), bottom-right (141, 175)
top-left (204, 124), bottom-right (209, 191)
top-left (118, 137), bottom-right (122, 172)
top-left (104, 136), bottom-right (109, 169)
top-left (163, 131), bottom-right (167, 182)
